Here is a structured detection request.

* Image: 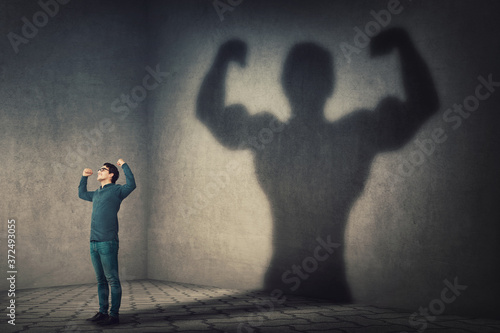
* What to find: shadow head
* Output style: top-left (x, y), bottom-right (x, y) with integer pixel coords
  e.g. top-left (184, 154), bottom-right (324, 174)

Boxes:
top-left (281, 42), bottom-right (334, 116)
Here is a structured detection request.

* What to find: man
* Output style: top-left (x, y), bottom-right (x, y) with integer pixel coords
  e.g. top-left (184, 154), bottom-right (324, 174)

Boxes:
top-left (196, 28), bottom-right (439, 300)
top-left (78, 158), bottom-right (136, 325)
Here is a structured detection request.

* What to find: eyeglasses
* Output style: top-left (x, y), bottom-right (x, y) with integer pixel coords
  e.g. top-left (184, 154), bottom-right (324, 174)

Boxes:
top-left (98, 168), bottom-right (109, 172)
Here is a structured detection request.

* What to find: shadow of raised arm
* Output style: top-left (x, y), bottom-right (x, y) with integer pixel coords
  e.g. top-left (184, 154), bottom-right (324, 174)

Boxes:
top-left (196, 39), bottom-right (251, 150)
top-left (369, 27), bottom-right (440, 151)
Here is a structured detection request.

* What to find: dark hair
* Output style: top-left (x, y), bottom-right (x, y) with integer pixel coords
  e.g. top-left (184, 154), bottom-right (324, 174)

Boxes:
top-left (104, 163), bottom-right (119, 183)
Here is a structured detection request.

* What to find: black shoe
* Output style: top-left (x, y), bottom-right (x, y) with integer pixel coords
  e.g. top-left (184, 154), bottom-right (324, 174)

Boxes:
top-left (100, 315), bottom-right (119, 326)
top-left (86, 312), bottom-right (109, 322)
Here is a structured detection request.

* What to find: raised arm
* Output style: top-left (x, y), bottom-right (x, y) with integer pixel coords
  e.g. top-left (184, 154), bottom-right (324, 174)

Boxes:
top-left (116, 159), bottom-right (136, 200)
top-left (197, 39), bottom-right (255, 150)
top-left (78, 168), bottom-right (95, 202)
top-left (369, 28), bottom-right (440, 151)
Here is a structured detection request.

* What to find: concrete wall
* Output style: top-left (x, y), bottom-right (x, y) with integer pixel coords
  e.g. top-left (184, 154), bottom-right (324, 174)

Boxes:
top-left (1, 0), bottom-right (499, 320)
top-left (146, 0), bottom-right (500, 318)
top-left (0, 0), bottom-right (149, 289)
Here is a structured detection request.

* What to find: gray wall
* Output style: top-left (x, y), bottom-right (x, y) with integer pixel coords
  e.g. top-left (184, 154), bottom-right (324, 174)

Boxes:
top-left (1, 0), bottom-right (499, 320)
top-left (0, 0), bottom-right (149, 289)
top-left (146, 0), bottom-right (500, 318)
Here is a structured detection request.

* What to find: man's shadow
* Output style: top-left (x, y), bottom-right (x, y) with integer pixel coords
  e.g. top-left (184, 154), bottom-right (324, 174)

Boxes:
top-left (197, 28), bottom-right (439, 302)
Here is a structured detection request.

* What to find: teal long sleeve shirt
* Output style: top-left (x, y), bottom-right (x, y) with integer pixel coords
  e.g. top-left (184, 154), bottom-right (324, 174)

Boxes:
top-left (78, 163), bottom-right (136, 241)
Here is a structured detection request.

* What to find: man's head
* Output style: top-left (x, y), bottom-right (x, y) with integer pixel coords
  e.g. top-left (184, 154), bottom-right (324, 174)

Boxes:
top-left (282, 42), bottom-right (334, 115)
top-left (97, 163), bottom-right (119, 184)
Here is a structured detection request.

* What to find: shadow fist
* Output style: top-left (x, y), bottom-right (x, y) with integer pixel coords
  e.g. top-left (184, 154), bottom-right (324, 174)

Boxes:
top-left (217, 39), bottom-right (247, 67)
top-left (370, 27), bottom-right (410, 57)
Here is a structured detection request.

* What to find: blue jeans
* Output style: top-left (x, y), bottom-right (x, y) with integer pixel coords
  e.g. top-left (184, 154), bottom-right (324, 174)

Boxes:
top-left (90, 240), bottom-right (121, 317)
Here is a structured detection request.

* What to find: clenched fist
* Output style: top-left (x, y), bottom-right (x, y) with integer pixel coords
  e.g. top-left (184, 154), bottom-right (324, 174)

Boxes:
top-left (83, 168), bottom-right (93, 177)
top-left (217, 39), bottom-right (247, 67)
top-left (370, 27), bottom-right (410, 57)
top-left (117, 159), bottom-right (125, 167)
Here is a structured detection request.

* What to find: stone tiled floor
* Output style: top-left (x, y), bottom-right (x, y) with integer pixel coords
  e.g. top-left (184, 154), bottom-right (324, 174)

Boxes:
top-left (1, 280), bottom-right (499, 332)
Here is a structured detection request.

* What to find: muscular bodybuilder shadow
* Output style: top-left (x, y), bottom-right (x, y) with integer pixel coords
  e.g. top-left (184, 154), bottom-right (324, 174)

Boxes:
top-left (197, 28), bottom-right (439, 301)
